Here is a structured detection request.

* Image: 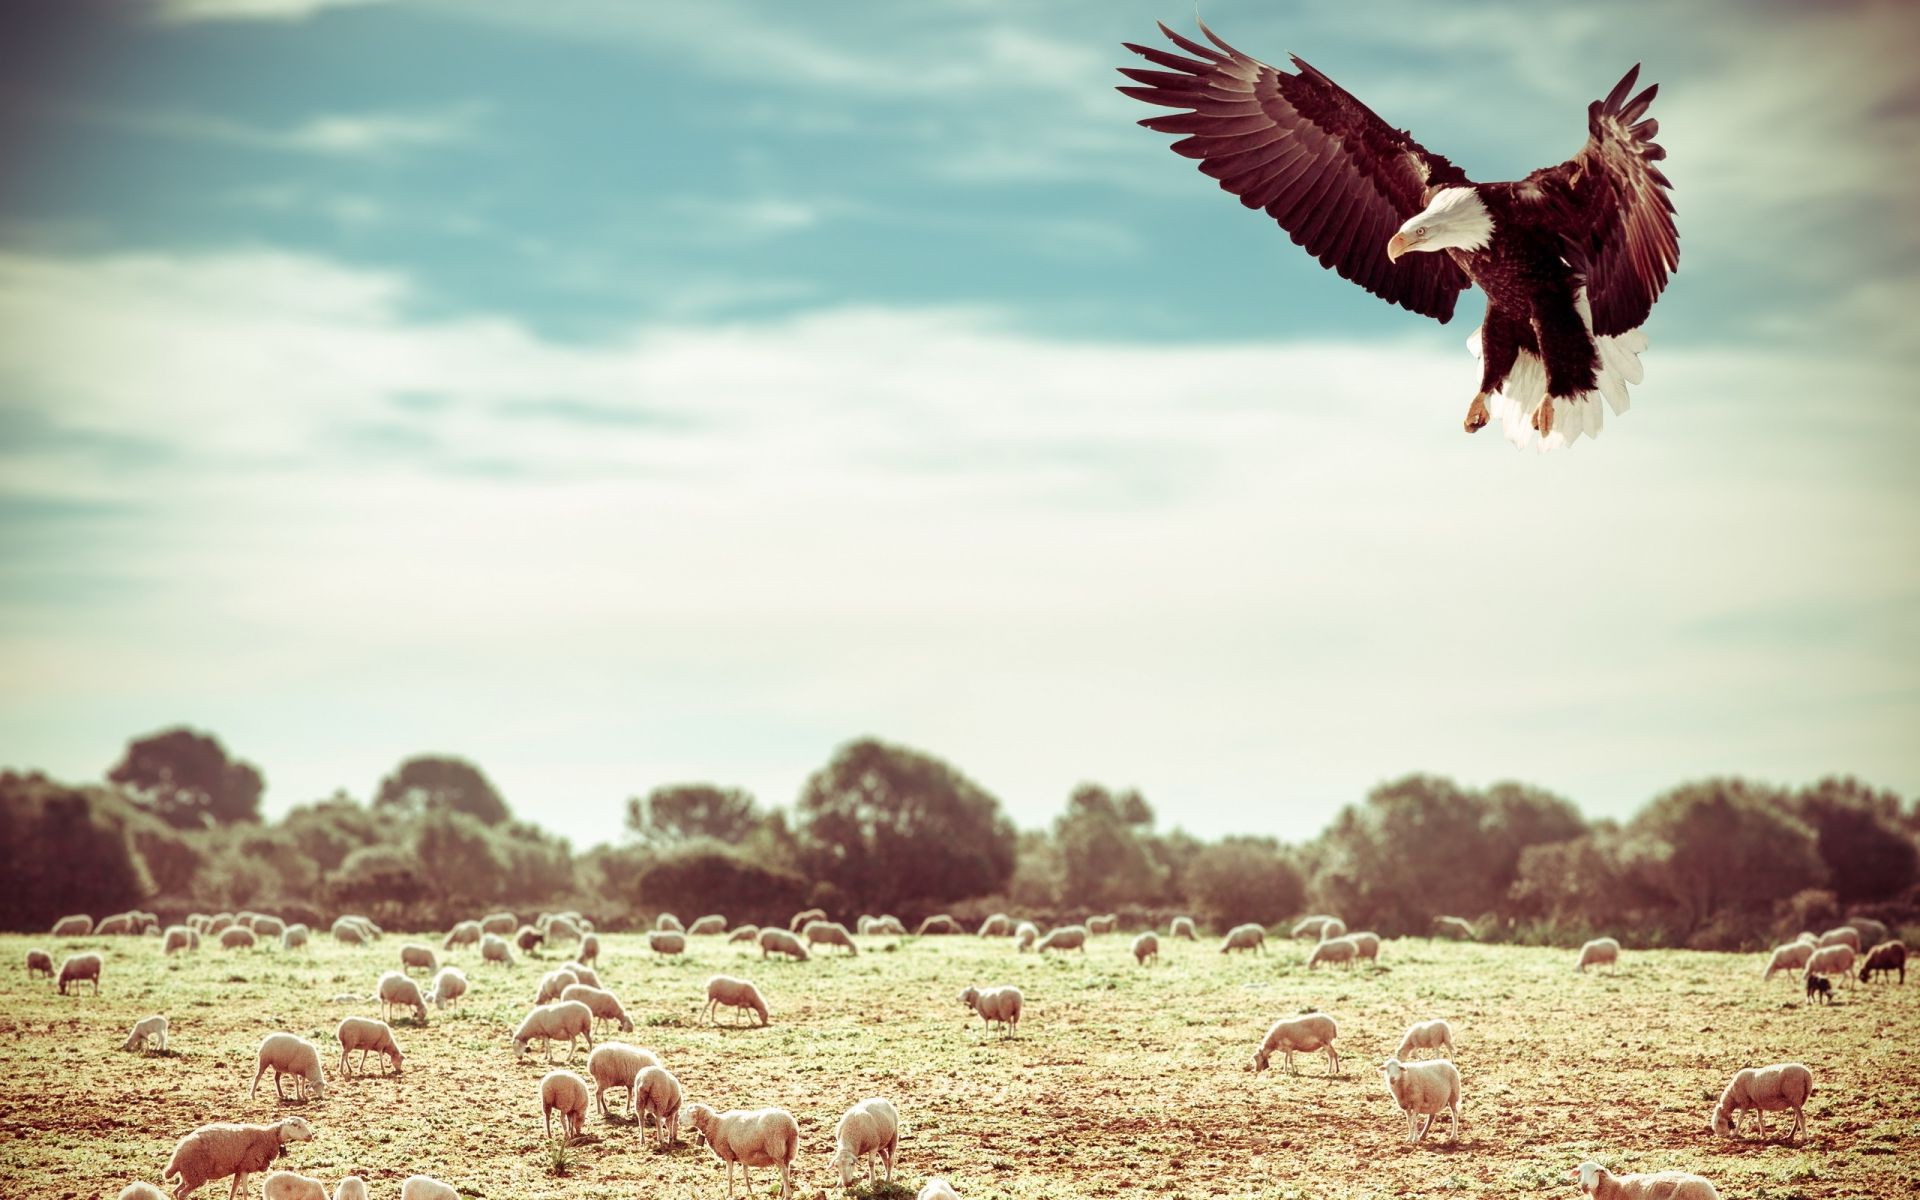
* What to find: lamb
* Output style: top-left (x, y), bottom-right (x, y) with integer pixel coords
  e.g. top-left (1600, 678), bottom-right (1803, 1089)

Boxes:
top-left (656, 912), bottom-right (686, 932)
top-left (261, 1171), bottom-right (327, 1200)
top-left (1169, 916), bottom-right (1197, 940)
top-left (162, 1116), bottom-right (315, 1200)
top-left (1762, 941), bottom-right (1815, 980)
top-left (336, 1017), bottom-right (404, 1076)
top-left (1805, 974), bottom-right (1831, 1004)
top-left (789, 907), bottom-right (828, 931)
top-left (915, 914), bottom-right (962, 935)
top-left (428, 966), bottom-right (468, 1011)
top-left (577, 933), bottom-right (600, 964)
top-left (1816, 926), bottom-right (1861, 953)
top-left (50, 913), bottom-right (93, 936)
top-left (728, 924), bottom-right (762, 944)
top-left (1710, 1062), bottom-right (1814, 1142)
top-left (515, 924), bottom-right (545, 953)
top-left (480, 934), bottom-right (514, 966)
top-left (1804, 944), bottom-right (1856, 987)
top-left (1036, 925), bottom-right (1088, 954)
top-left (1308, 936), bottom-right (1359, 970)
top-left (635, 1064), bottom-right (684, 1145)
top-left (376, 971), bottom-right (429, 1024)
top-left (758, 928), bottom-right (810, 961)
top-left (803, 919), bottom-right (859, 955)
top-left (480, 910), bottom-right (517, 935)
top-left (441, 921), bottom-right (481, 950)
top-left (535, 968), bottom-right (581, 1005)
top-left (689, 914), bottom-right (727, 936)
top-left (832, 1097), bottom-right (900, 1188)
top-left (26, 948), bottom-right (54, 978)
top-left (1251, 1013), bottom-right (1340, 1075)
top-left (399, 944), bottom-right (438, 975)
top-left (1844, 915), bottom-right (1889, 946)
top-left (1395, 1019), bottom-right (1454, 1060)
top-left (1569, 1162), bottom-right (1720, 1200)
top-left (649, 930), bottom-right (688, 956)
top-left (587, 1041), bottom-right (663, 1118)
top-left (540, 1068), bottom-right (591, 1140)
top-left (1219, 924), bottom-right (1266, 955)
top-left (1859, 940), bottom-right (1906, 984)
top-left (332, 1175), bottom-right (369, 1200)
top-left (561, 983), bottom-right (635, 1033)
top-left (513, 1000), bottom-right (595, 1061)
top-left (958, 984), bottom-right (1022, 1036)
top-left (704, 975), bottom-right (771, 1026)
top-left (1087, 914), bottom-right (1118, 935)
top-left (163, 926), bottom-right (195, 955)
top-left (219, 927), bottom-right (257, 950)
top-left (1381, 1056), bottom-right (1463, 1142)
top-left (281, 924), bottom-right (309, 950)
top-left (1432, 915), bottom-right (1478, 940)
top-left (918, 1180), bottom-right (960, 1200)
top-left (1132, 932), bottom-right (1159, 965)
top-left (398, 1177), bottom-right (459, 1200)
top-left (977, 913), bottom-right (1012, 937)
top-left (1289, 915), bottom-right (1335, 940)
top-left (1349, 931), bottom-right (1381, 962)
top-left (1015, 921), bottom-right (1039, 952)
top-left (58, 952), bottom-right (103, 994)
top-left (123, 1014), bottom-right (169, 1053)
top-left (1576, 937), bottom-right (1621, 973)
top-left (250, 1033), bottom-right (326, 1101)
top-left (685, 1104), bottom-right (801, 1200)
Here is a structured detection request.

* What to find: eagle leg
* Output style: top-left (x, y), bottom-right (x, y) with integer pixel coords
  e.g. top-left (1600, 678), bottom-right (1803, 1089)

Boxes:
top-left (1532, 395), bottom-right (1555, 436)
top-left (1463, 392), bottom-right (1489, 433)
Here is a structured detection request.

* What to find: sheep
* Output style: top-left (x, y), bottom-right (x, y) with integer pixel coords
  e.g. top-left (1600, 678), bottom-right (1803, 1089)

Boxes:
top-left (50, 913), bottom-right (93, 936)
top-left (442, 921), bottom-right (481, 950)
top-left (97, 912), bottom-right (136, 935)
top-left (428, 966), bottom-right (468, 1011)
top-left (116, 1185), bottom-right (169, 1200)
top-left (685, 1103), bottom-right (800, 1200)
top-left (281, 924), bottom-right (309, 950)
top-left (161, 926), bottom-right (194, 955)
top-left (1132, 932), bottom-right (1160, 965)
top-left (513, 1000), bottom-right (595, 1061)
top-left (729, 924), bottom-right (762, 944)
top-left (398, 1177), bottom-right (459, 1200)
top-left (704, 974), bottom-right (771, 1026)
top-left (1381, 1056), bottom-right (1463, 1142)
top-left (330, 921), bottom-right (364, 947)
top-left (804, 919), bottom-right (859, 955)
top-left (1319, 917), bottom-right (1348, 940)
top-left (376, 971), bottom-right (429, 1024)
top-left (336, 1017), bottom-right (403, 1077)
top-left (1251, 1013), bottom-right (1340, 1076)
top-left (542, 915), bottom-right (583, 944)
top-left (1569, 1162), bottom-right (1720, 1200)
top-left (1805, 974), bottom-right (1832, 1004)
top-left (480, 933), bottom-right (514, 966)
top-left (1576, 937), bottom-right (1621, 973)
top-left (1710, 1062), bottom-right (1814, 1142)
top-left (918, 1180), bottom-right (960, 1200)
top-left (346, 915), bottom-right (382, 940)
top-left (26, 948), bottom-right (54, 979)
top-left (540, 1068), bottom-right (591, 1141)
top-left (262, 1171), bottom-right (327, 1200)
top-left (535, 968), bottom-right (581, 1005)
top-left (123, 1014), bottom-right (169, 1053)
top-left (332, 1176), bottom-right (369, 1200)
top-left (399, 944), bottom-right (438, 975)
top-left (1349, 931), bottom-right (1382, 962)
top-left (162, 1116), bottom-right (315, 1200)
top-left (480, 910), bottom-right (517, 935)
top-left (1859, 940), bottom-right (1906, 984)
top-left (1087, 914), bottom-right (1118, 935)
top-left (219, 927), bottom-right (257, 950)
top-left (250, 1033), bottom-right (326, 1102)
top-left (1432, 915), bottom-right (1478, 940)
top-left (208, 913), bottom-right (235, 934)
top-left (958, 984), bottom-right (1022, 1037)
top-left (1015, 921), bottom-right (1039, 952)
top-left (1290, 915), bottom-right (1335, 940)
top-left (250, 915), bottom-right (287, 940)
top-left (875, 915), bottom-right (908, 935)
top-left (1309, 936), bottom-right (1359, 970)
top-left (915, 914), bottom-right (962, 935)
top-left (1762, 941), bottom-right (1815, 980)
top-left (832, 1097), bottom-right (900, 1188)
top-left (1169, 916), bottom-right (1197, 940)
top-left (1219, 924), bottom-right (1266, 955)
top-left (1817, 926), bottom-right (1861, 953)
top-left (1845, 915), bottom-right (1890, 947)
top-left (578, 933), bottom-right (600, 964)
top-left (58, 952), bottom-right (103, 995)
top-left (514, 924), bottom-right (545, 954)
top-left (977, 913), bottom-right (1012, 937)
top-left (561, 983), bottom-right (635, 1033)
top-left (561, 960), bottom-right (600, 988)
top-left (1796, 930), bottom-right (1818, 945)
top-left (656, 912), bottom-right (686, 932)
top-left (789, 907), bottom-right (828, 931)
top-left (1395, 1019), bottom-right (1454, 1060)
top-left (587, 1041), bottom-right (663, 1118)
top-left (1036, 925), bottom-right (1089, 954)
top-left (758, 928), bottom-right (810, 961)
top-left (1804, 944), bottom-right (1856, 987)
top-left (635, 1064), bottom-right (684, 1146)
top-left (689, 914), bottom-right (727, 936)
top-left (643, 930), bottom-right (685, 956)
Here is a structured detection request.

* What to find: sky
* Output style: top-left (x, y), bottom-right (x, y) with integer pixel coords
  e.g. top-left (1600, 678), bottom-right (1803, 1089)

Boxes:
top-left (2, 0), bottom-right (1916, 852)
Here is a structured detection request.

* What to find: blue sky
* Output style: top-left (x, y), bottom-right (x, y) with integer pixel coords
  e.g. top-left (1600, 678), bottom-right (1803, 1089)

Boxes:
top-left (2, 0), bottom-right (1916, 850)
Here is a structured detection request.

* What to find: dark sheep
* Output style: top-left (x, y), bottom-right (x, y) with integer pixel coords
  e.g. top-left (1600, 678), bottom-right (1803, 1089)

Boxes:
top-left (1805, 974), bottom-right (1832, 1005)
top-left (1858, 940), bottom-right (1906, 985)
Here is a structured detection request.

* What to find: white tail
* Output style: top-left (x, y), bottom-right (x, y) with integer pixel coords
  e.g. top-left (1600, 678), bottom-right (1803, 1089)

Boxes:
top-left (1467, 289), bottom-right (1647, 452)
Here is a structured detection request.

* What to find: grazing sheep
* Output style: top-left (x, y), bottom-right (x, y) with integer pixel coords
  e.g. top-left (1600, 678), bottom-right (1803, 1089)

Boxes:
top-left (542, 915), bottom-right (583, 944)
top-left (162, 926), bottom-right (195, 955)
top-left (685, 1104), bottom-right (800, 1200)
top-left (704, 975), bottom-right (771, 1026)
top-left (331, 1178), bottom-right (369, 1200)
top-left (97, 912), bottom-right (136, 936)
top-left (758, 928), bottom-right (810, 961)
top-left (649, 930), bottom-right (689, 956)
top-left (918, 1180), bottom-right (960, 1200)
top-left (560, 961), bottom-right (600, 988)
top-left (480, 910), bottom-right (517, 936)
top-left (1763, 941), bottom-right (1815, 980)
top-left (513, 1000), bottom-right (595, 1062)
top-left (480, 933), bottom-right (514, 966)
top-left (1805, 974), bottom-right (1832, 1004)
top-left (1251, 1013), bottom-right (1340, 1076)
top-left (428, 966), bottom-right (468, 1011)
top-left (535, 968), bottom-right (582, 1005)
top-left (376, 971), bottom-right (429, 1024)
top-left (117, 1185), bottom-right (169, 1200)
top-left (1796, 930), bottom-right (1818, 945)
top-left (874, 915), bottom-right (908, 935)
top-left (789, 907), bottom-right (828, 932)
top-left (50, 914), bottom-right (93, 937)
top-left (399, 944), bottom-right (437, 975)
top-left (207, 914), bottom-right (235, 934)
top-left (832, 1097), bottom-right (900, 1188)
top-left (336, 1017), bottom-right (404, 1077)
top-left (635, 1064), bottom-right (684, 1146)
top-left (1132, 932), bottom-right (1160, 965)
top-left (1087, 914), bottom-right (1118, 935)
top-left (656, 912), bottom-right (686, 932)
top-left (123, 1014), bottom-right (169, 1053)
top-left (331, 921), bottom-right (365, 947)
top-left (540, 1069), bottom-right (591, 1141)
top-left (1569, 1162), bottom-right (1720, 1200)
top-left (576, 932), bottom-right (600, 965)
top-left (1349, 931), bottom-right (1382, 961)
top-left (1576, 937), bottom-right (1621, 973)
top-left (915, 914), bottom-right (962, 935)
top-left (262, 1171), bottom-right (327, 1200)
top-left (281, 924), bottom-right (309, 950)
top-left (1381, 1056), bottom-right (1463, 1142)
top-left (1290, 915), bottom-right (1335, 940)
top-left (441, 921), bottom-right (480, 950)
top-left (1169, 916), bottom-right (1197, 940)
top-left (1309, 936), bottom-right (1360, 970)
top-left (1859, 940), bottom-right (1906, 984)
top-left (1036, 925), bottom-right (1089, 954)
top-left (515, 924), bottom-right (545, 954)
top-left (958, 984), bottom-right (1023, 1036)
top-left (689, 914), bottom-right (727, 936)
top-left (250, 916), bottom-right (287, 940)
top-left (1844, 916), bottom-right (1889, 947)
top-left (728, 924), bottom-right (762, 944)
top-left (1395, 1019), bottom-right (1454, 1060)
top-left (57, 952), bottom-right (103, 995)
top-left (561, 983), bottom-right (635, 1033)
top-left (1804, 944), bottom-right (1857, 987)
top-left (26, 948), bottom-right (54, 979)
top-left (219, 927), bottom-right (257, 950)
top-left (1220, 924), bottom-right (1266, 955)
top-left (977, 913), bottom-right (1012, 937)
top-left (1817, 926), bottom-right (1861, 953)
top-left (251, 1033), bottom-right (326, 1102)
top-left (1015, 921), bottom-right (1040, 952)
top-left (398, 1177), bottom-right (458, 1200)
top-left (162, 1116), bottom-right (315, 1200)
top-left (587, 1041), bottom-right (663, 1118)
top-left (1710, 1062), bottom-right (1814, 1142)
top-left (803, 920), bottom-right (859, 956)
top-left (1432, 915), bottom-right (1477, 940)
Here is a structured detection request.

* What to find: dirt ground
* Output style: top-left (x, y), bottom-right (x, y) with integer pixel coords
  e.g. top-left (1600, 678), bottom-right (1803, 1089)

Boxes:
top-left (1, 930), bottom-right (1914, 1199)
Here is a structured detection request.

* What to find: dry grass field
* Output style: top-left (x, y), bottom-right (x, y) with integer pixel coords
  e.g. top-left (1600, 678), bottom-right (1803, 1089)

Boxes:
top-left (1, 930), bottom-right (1915, 1200)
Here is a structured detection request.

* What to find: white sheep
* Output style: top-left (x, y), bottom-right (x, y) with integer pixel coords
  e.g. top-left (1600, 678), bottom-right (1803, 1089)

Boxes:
top-left (790, 907), bottom-right (829, 931)
top-left (543, 914), bottom-right (583, 943)
top-left (1569, 1162), bottom-right (1720, 1200)
top-left (561, 983), bottom-right (635, 1033)
top-left (50, 913), bottom-right (93, 936)
top-left (1844, 915), bottom-right (1890, 946)
top-left (251, 1033), bottom-right (326, 1102)
top-left (331, 1177), bottom-right (369, 1200)
top-left (1816, 926), bottom-right (1861, 952)
top-left (686, 1104), bottom-right (800, 1200)
top-left (58, 952), bottom-right (103, 995)
top-left (163, 926), bottom-right (195, 955)
top-left (262, 1170), bottom-right (327, 1200)
top-left (918, 1180), bottom-right (960, 1200)
top-left (1251, 1013), bottom-right (1339, 1075)
top-left (220, 927), bottom-right (257, 950)
top-left (875, 915), bottom-right (908, 935)
top-left (1169, 916), bottom-right (1197, 940)
top-left (480, 934), bottom-right (514, 966)
top-left (1395, 1019), bottom-right (1454, 1060)
top-left (578, 933), bottom-right (600, 964)
top-left (250, 916), bottom-right (287, 940)
top-left (1710, 1062), bottom-right (1813, 1142)
top-left (758, 928), bottom-right (810, 961)
top-left (535, 968), bottom-right (581, 1005)
top-left (832, 1097), bottom-right (900, 1187)
top-left (1087, 913), bottom-right (1118, 934)
top-left (330, 917), bottom-right (367, 945)
top-left (1219, 924), bottom-right (1265, 955)
top-left (1762, 941), bottom-right (1815, 979)
top-left (281, 924), bottom-right (309, 950)
top-left (1014, 922), bottom-right (1039, 952)
top-left (1132, 932), bottom-right (1159, 965)
top-left (916, 914), bottom-right (962, 935)
top-left (977, 913), bottom-right (1012, 937)
top-left (689, 914), bottom-right (727, 936)
top-left (116, 1184), bottom-right (168, 1200)
top-left (1381, 1056), bottom-right (1463, 1142)
top-left (428, 966), bottom-right (467, 1011)
top-left (649, 930), bottom-right (689, 956)
top-left (162, 1116), bottom-right (315, 1200)
top-left (1349, 931), bottom-right (1381, 961)
top-left (376, 971), bottom-right (429, 1024)
top-left (399, 944), bottom-right (438, 975)
top-left (704, 975), bottom-right (770, 1026)
top-left (804, 920), bottom-right (859, 955)
top-left (97, 913), bottom-right (136, 935)
top-left (656, 911), bottom-right (686, 932)
top-left (398, 1176), bottom-right (458, 1200)
top-left (635, 1064), bottom-right (683, 1146)
top-left (1804, 944), bottom-right (1856, 987)
top-left (26, 948), bottom-right (54, 978)
top-left (480, 910), bottom-right (517, 935)
top-left (123, 1014), bottom-right (168, 1053)
top-left (442, 921), bottom-right (481, 950)
top-left (586, 1040), bottom-right (662, 1118)
top-left (540, 1068), bottom-right (591, 1141)
top-left (728, 924), bottom-right (762, 944)
top-left (336, 1017), bottom-right (404, 1077)
top-left (1308, 936), bottom-right (1359, 970)
top-left (958, 985), bottom-right (1023, 1037)
top-left (514, 1000), bottom-right (595, 1061)
top-left (1290, 915), bottom-right (1335, 939)
top-left (514, 924), bottom-right (545, 954)
top-left (1036, 925), bottom-right (1088, 954)
top-left (1432, 915), bottom-right (1477, 941)
top-left (1576, 937), bottom-right (1621, 973)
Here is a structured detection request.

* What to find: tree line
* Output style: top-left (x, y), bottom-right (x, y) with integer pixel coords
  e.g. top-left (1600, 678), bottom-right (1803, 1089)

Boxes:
top-left (2, 726), bottom-right (1915, 948)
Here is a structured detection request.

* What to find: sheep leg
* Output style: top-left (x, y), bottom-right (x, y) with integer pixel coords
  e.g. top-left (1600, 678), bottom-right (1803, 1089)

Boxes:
top-left (275, 1070), bottom-right (288, 1101)
top-left (227, 1171), bottom-right (249, 1200)
top-left (780, 1162), bottom-right (794, 1199)
top-left (1414, 1112), bottom-right (1433, 1143)
top-left (1755, 1108), bottom-right (1767, 1139)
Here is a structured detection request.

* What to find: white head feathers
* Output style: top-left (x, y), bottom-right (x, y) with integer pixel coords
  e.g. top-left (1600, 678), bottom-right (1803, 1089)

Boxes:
top-left (1395, 187), bottom-right (1494, 254)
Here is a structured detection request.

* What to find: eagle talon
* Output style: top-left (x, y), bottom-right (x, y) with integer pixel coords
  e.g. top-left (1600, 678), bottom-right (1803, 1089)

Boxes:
top-left (1532, 396), bottom-right (1555, 436)
top-left (1464, 394), bottom-right (1489, 433)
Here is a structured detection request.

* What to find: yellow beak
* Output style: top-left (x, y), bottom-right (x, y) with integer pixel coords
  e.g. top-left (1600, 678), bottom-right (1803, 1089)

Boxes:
top-left (1387, 231), bottom-right (1415, 263)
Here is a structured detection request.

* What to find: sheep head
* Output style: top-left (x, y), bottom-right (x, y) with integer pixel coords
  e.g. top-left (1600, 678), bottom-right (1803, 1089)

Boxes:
top-left (685, 1103), bottom-right (717, 1143)
top-left (1709, 1101), bottom-right (1734, 1137)
top-left (833, 1146), bottom-right (860, 1186)
top-left (276, 1116), bottom-right (316, 1145)
top-left (1248, 1048), bottom-right (1270, 1074)
top-left (1566, 1163), bottom-right (1606, 1194)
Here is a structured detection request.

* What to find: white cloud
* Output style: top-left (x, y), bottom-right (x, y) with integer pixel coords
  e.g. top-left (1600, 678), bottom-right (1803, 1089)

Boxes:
top-left (151, 0), bottom-right (393, 24)
top-left (74, 103), bottom-right (482, 158)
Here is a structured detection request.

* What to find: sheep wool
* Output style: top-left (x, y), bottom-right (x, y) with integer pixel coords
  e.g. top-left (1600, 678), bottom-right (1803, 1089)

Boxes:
top-left (540, 1069), bottom-right (591, 1140)
top-left (116, 1185), bottom-right (169, 1200)
top-left (1252, 1013), bottom-right (1340, 1076)
top-left (1087, 914), bottom-right (1118, 935)
top-left (375, 971), bottom-right (429, 1024)
top-left (1432, 916), bottom-right (1477, 940)
top-left (1859, 940), bottom-right (1906, 984)
top-left (649, 930), bottom-right (688, 956)
top-left (958, 985), bottom-right (1023, 1037)
top-left (635, 1064), bottom-right (683, 1146)
top-left (26, 948), bottom-right (54, 979)
top-left (560, 983), bottom-right (635, 1033)
top-left (1037, 925), bottom-right (1088, 954)
top-left (1576, 937), bottom-right (1621, 973)
top-left (586, 1041), bottom-right (663, 1118)
top-left (728, 924), bottom-right (761, 944)
top-left (442, 921), bottom-right (481, 950)
top-left (1290, 915), bottom-right (1336, 940)
top-left (336, 1017), bottom-right (404, 1077)
top-left (1015, 922), bottom-right (1040, 952)
top-left (429, 966), bottom-right (468, 1011)
top-left (480, 910), bottom-right (517, 935)
top-left (251, 1032), bottom-right (326, 1102)
top-left (399, 944), bottom-right (438, 975)
top-left (789, 907), bottom-right (828, 932)
top-left (919, 1179), bottom-right (961, 1200)
top-left (1348, 931), bottom-right (1382, 961)
top-left (331, 1177), bottom-right (370, 1200)
top-left (162, 926), bottom-right (195, 955)
top-left (513, 1000), bottom-right (595, 1062)
top-left (1395, 1019), bottom-right (1455, 1061)
top-left (1220, 924), bottom-right (1265, 955)
top-left (281, 924), bottom-right (309, 950)
top-left (58, 952), bottom-right (103, 995)
top-left (1307, 937), bottom-right (1359, 970)
top-left (832, 1097), bottom-right (900, 1187)
top-left (1816, 926), bottom-right (1861, 953)
top-left (162, 1116), bottom-right (315, 1200)
top-left (1804, 944), bottom-right (1856, 987)
top-left (916, 914), bottom-right (962, 935)
top-left (758, 928), bottom-right (810, 961)
top-left (688, 914), bottom-right (727, 936)
top-left (398, 1175), bottom-right (460, 1200)
top-left (123, 1014), bottom-right (169, 1053)
top-left (51, 914), bottom-right (94, 937)
top-left (480, 934), bottom-right (514, 966)
top-left (704, 975), bottom-right (771, 1026)
top-left (1710, 1062), bottom-right (1814, 1142)
top-left (1381, 1057), bottom-right (1463, 1142)
top-left (977, 913), bottom-right (1012, 937)
top-left (1762, 941), bottom-right (1815, 980)
top-left (1571, 1162), bottom-right (1721, 1200)
top-left (262, 1170), bottom-right (328, 1200)
top-left (687, 1104), bottom-right (801, 1200)
top-left (1169, 916), bottom-right (1197, 940)
top-left (1131, 932), bottom-right (1159, 965)
top-left (534, 968), bottom-right (581, 1005)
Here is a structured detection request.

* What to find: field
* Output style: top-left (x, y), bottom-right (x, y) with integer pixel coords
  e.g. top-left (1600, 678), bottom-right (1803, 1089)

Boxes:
top-left (2, 930), bottom-right (1915, 1200)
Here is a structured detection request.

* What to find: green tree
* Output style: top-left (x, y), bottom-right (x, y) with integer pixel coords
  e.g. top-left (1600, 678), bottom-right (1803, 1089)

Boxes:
top-left (629, 840), bottom-right (808, 923)
top-left (1631, 779), bottom-right (1826, 932)
top-left (108, 727), bottom-right (264, 829)
top-left (0, 775), bottom-right (150, 929)
top-left (1186, 836), bottom-right (1305, 930)
top-left (1793, 777), bottom-right (1916, 904)
top-left (1055, 784), bottom-right (1167, 909)
top-left (413, 809), bottom-right (508, 905)
top-left (626, 784), bottom-right (762, 847)
top-left (374, 756), bottom-right (510, 826)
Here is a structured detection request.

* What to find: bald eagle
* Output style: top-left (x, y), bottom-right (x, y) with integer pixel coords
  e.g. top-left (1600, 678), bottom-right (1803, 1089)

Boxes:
top-left (1119, 24), bottom-right (1678, 450)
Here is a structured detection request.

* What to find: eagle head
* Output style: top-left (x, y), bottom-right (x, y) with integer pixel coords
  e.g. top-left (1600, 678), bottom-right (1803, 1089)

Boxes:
top-left (1387, 186), bottom-right (1494, 261)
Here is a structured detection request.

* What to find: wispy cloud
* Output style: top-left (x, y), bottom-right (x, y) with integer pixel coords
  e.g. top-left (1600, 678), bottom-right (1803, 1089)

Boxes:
top-left (150, 0), bottom-right (393, 24)
top-left (71, 102), bottom-right (483, 158)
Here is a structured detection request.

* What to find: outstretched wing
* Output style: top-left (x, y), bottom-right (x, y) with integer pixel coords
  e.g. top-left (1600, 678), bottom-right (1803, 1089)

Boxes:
top-left (1532, 65), bottom-right (1678, 337)
top-left (1118, 22), bottom-right (1472, 323)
